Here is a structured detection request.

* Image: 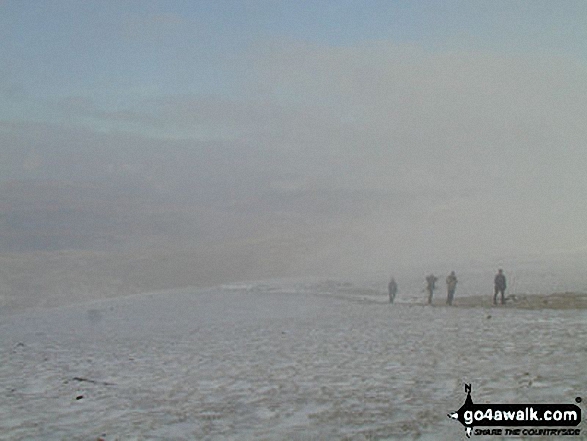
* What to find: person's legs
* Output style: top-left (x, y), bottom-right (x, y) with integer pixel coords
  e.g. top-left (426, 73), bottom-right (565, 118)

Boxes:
top-left (447, 289), bottom-right (454, 305)
top-left (494, 287), bottom-right (499, 305)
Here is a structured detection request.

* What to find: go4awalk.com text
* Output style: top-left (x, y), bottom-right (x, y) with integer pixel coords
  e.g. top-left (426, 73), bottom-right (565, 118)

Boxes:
top-left (448, 384), bottom-right (582, 437)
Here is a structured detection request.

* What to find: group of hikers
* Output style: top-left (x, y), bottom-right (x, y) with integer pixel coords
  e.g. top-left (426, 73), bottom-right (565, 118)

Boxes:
top-left (387, 269), bottom-right (507, 306)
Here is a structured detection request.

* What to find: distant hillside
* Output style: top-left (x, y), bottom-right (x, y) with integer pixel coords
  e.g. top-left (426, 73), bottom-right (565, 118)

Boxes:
top-left (0, 180), bottom-right (174, 252)
top-left (0, 179), bottom-right (357, 312)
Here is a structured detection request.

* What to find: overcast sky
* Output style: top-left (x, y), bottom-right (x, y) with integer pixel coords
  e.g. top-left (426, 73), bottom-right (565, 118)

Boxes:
top-left (1, 1), bottom-right (586, 272)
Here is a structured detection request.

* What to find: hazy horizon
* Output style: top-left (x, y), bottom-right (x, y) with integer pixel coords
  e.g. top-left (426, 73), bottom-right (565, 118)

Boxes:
top-left (1, 1), bottom-right (587, 307)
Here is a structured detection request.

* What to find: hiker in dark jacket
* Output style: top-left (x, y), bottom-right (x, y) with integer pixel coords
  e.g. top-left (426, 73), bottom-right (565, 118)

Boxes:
top-left (494, 269), bottom-right (507, 305)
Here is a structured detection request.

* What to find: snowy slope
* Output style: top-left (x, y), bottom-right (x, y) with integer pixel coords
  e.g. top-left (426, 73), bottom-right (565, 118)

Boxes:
top-left (1, 282), bottom-right (586, 440)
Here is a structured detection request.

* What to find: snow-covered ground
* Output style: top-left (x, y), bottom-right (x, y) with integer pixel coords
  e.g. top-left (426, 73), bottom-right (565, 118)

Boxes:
top-left (1, 281), bottom-right (586, 440)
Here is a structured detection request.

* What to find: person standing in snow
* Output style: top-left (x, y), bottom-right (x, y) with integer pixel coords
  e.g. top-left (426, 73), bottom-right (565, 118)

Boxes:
top-left (445, 271), bottom-right (457, 305)
top-left (388, 277), bottom-right (398, 303)
top-left (425, 274), bottom-right (438, 305)
top-left (494, 269), bottom-right (507, 305)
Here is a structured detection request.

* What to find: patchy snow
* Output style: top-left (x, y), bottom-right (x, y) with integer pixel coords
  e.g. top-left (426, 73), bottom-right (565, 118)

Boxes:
top-left (1, 281), bottom-right (586, 440)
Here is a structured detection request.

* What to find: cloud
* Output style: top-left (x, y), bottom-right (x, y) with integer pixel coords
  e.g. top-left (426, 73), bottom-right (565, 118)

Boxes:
top-left (8, 40), bottom-right (586, 268)
top-left (58, 40), bottom-right (586, 200)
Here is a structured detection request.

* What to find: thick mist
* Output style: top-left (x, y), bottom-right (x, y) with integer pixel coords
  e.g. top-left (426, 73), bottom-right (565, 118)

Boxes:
top-left (1, 5), bottom-right (587, 310)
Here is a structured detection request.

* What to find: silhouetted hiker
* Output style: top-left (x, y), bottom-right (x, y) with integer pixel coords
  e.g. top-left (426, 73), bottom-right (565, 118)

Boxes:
top-left (425, 274), bottom-right (438, 304)
top-left (388, 277), bottom-right (398, 303)
top-left (446, 271), bottom-right (458, 305)
top-left (494, 269), bottom-right (507, 305)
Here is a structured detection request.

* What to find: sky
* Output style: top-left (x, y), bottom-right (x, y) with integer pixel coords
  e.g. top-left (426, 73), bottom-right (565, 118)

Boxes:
top-left (1, 0), bottom-right (587, 273)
